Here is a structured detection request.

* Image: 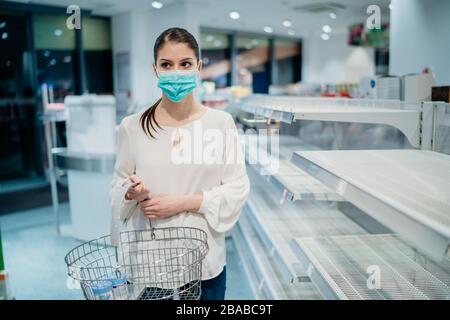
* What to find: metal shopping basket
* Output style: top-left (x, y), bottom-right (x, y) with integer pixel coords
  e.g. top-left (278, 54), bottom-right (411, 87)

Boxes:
top-left (65, 227), bottom-right (208, 300)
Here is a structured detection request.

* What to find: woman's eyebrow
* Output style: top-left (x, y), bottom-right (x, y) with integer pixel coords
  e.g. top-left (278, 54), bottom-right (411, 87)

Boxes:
top-left (159, 58), bottom-right (173, 63)
top-left (180, 58), bottom-right (194, 62)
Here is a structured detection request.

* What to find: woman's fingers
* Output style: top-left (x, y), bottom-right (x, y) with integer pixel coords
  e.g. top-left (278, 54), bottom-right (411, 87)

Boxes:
top-left (142, 209), bottom-right (160, 219)
top-left (129, 175), bottom-right (142, 184)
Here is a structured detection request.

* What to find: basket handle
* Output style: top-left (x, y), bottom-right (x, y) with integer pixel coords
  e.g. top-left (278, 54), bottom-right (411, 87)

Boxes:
top-left (148, 218), bottom-right (156, 240)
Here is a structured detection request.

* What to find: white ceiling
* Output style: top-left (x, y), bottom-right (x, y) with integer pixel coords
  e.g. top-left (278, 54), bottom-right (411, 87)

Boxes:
top-left (5, 0), bottom-right (391, 38)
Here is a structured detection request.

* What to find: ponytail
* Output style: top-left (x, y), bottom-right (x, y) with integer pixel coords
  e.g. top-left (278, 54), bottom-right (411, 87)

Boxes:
top-left (140, 98), bottom-right (163, 139)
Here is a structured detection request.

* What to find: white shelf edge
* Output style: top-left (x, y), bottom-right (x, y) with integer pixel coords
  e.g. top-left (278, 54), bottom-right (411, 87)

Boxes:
top-left (234, 96), bottom-right (422, 148)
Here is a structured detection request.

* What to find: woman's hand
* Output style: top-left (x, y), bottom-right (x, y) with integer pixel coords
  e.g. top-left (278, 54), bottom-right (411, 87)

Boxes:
top-left (139, 194), bottom-right (188, 220)
top-left (124, 175), bottom-right (149, 202)
top-left (140, 193), bottom-right (203, 220)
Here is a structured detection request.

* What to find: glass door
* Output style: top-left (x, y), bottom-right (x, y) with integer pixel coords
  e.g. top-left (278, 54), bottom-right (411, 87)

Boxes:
top-left (0, 11), bottom-right (41, 184)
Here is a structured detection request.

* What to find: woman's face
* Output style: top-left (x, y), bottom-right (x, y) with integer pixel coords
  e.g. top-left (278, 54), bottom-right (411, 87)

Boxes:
top-left (154, 41), bottom-right (201, 73)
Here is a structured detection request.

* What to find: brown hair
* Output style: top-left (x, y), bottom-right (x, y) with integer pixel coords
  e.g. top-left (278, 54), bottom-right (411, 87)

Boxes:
top-left (140, 27), bottom-right (200, 138)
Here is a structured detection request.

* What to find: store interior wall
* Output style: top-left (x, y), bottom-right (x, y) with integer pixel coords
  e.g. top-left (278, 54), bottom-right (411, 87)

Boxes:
top-left (302, 33), bottom-right (375, 84)
top-left (389, 0), bottom-right (450, 85)
top-left (111, 2), bottom-right (201, 115)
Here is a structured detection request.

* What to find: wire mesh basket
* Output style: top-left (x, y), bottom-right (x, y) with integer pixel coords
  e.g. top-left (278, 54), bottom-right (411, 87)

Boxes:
top-left (65, 227), bottom-right (208, 300)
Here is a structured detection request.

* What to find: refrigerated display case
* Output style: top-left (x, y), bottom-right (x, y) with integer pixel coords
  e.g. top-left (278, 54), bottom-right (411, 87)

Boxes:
top-left (231, 95), bottom-right (450, 300)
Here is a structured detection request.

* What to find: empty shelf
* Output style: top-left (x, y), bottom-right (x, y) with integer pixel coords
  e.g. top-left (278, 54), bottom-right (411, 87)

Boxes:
top-left (233, 212), bottom-right (322, 300)
top-left (244, 166), bottom-right (367, 284)
top-left (290, 234), bottom-right (450, 300)
top-left (235, 95), bottom-right (421, 147)
top-left (244, 135), bottom-right (342, 202)
top-left (291, 149), bottom-right (450, 261)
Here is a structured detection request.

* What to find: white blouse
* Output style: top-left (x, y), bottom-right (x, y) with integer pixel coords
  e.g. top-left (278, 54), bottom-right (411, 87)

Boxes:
top-left (110, 107), bottom-right (250, 280)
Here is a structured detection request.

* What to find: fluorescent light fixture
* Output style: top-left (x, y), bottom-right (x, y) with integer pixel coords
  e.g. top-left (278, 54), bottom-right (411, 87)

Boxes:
top-left (288, 29), bottom-right (295, 36)
top-left (1, 32), bottom-right (8, 40)
top-left (282, 20), bottom-right (292, 28)
top-left (0, 22), bottom-right (6, 29)
top-left (54, 29), bottom-right (63, 36)
top-left (329, 12), bottom-right (337, 19)
top-left (321, 33), bottom-right (330, 40)
top-left (322, 25), bottom-right (332, 33)
top-left (263, 26), bottom-right (273, 33)
top-left (152, 1), bottom-right (163, 9)
top-left (206, 35), bottom-right (214, 42)
top-left (214, 40), bottom-right (222, 47)
top-left (229, 11), bottom-right (240, 20)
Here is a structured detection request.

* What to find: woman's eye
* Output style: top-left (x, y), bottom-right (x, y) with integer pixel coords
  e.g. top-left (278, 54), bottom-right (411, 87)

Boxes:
top-left (161, 63), bottom-right (171, 69)
top-left (181, 62), bottom-right (192, 68)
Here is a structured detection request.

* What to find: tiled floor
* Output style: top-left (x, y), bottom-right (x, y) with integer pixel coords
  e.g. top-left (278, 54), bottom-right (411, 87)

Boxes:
top-left (0, 203), bottom-right (254, 300)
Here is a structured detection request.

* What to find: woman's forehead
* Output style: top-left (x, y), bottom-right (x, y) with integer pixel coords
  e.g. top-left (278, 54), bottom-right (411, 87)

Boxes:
top-left (157, 42), bottom-right (196, 61)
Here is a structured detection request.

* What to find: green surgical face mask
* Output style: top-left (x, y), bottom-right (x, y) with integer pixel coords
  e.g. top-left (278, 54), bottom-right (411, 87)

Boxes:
top-left (157, 70), bottom-right (199, 103)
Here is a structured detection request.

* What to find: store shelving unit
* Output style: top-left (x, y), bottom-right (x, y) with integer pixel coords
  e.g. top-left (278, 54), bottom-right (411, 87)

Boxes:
top-left (241, 166), bottom-right (367, 287)
top-left (233, 95), bottom-right (425, 148)
top-left (231, 95), bottom-right (450, 299)
top-left (290, 234), bottom-right (450, 300)
top-left (291, 149), bottom-right (450, 262)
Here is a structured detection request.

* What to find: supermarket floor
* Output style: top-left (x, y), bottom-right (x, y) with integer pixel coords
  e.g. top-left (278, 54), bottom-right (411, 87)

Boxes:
top-left (0, 203), bottom-right (255, 300)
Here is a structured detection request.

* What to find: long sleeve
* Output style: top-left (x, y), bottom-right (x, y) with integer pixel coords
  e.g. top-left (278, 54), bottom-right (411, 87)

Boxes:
top-left (110, 119), bottom-right (138, 245)
top-left (197, 114), bottom-right (250, 233)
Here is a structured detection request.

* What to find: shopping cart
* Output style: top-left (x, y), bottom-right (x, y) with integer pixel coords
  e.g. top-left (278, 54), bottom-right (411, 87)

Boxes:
top-left (65, 227), bottom-right (208, 300)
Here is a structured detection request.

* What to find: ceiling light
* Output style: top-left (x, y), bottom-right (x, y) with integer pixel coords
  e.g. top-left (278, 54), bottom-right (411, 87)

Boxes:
top-left (229, 11), bottom-right (240, 20)
top-left (49, 58), bottom-right (57, 66)
top-left (282, 20), bottom-right (292, 28)
top-left (321, 33), bottom-right (330, 40)
top-left (288, 29), bottom-right (295, 36)
top-left (251, 39), bottom-right (259, 46)
top-left (329, 12), bottom-right (337, 19)
top-left (0, 22), bottom-right (6, 29)
top-left (389, 3), bottom-right (393, 10)
top-left (214, 40), bottom-right (222, 47)
top-left (54, 29), bottom-right (63, 36)
top-left (151, 1), bottom-right (163, 9)
top-left (206, 35), bottom-right (214, 42)
top-left (1, 32), bottom-right (8, 40)
top-left (322, 25), bottom-right (332, 33)
top-left (263, 26), bottom-right (273, 33)
top-left (44, 50), bottom-right (50, 57)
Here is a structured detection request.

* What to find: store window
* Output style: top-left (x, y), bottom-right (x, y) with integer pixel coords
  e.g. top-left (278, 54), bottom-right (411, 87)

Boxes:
top-left (33, 14), bottom-right (77, 101)
top-left (236, 36), bottom-right (270, 93)
top-left (0, 12), bottom-right (41, 181)
top-left (274, 39), bottom-right (301, 85)
top-left (83, 17), bottom-right (113, 94)
top-left (200, 32), bottom-right (230, 89)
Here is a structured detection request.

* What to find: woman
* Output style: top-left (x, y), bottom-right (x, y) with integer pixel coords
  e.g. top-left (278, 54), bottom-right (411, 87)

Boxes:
top-left (110, 27), bottom-right (250, 300)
